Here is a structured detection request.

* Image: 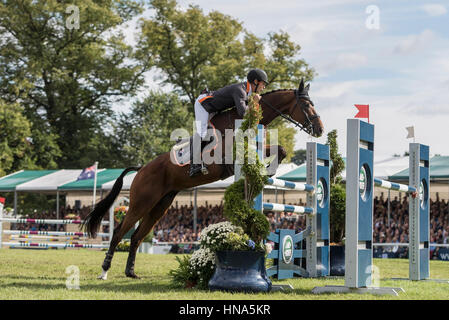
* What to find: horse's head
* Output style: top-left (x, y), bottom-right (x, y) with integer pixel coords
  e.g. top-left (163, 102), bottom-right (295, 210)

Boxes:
top-left (290, 79), bottom-right (324, 137)
top-left (260, 80), bottom-right (324, 137)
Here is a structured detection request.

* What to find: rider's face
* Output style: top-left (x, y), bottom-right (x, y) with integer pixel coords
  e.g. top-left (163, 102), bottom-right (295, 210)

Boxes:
top-left (252, 80), bottom-right (266, 93)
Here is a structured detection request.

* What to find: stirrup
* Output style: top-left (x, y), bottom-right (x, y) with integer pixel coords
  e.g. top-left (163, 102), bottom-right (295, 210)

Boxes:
top-left (200, 163), bottom-right (208, 175)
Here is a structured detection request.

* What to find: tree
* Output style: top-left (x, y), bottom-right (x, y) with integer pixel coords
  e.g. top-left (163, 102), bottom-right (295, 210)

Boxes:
top-left (137, 0), bottom-right (316, 159)
top-left (291, 149), bottom-right (307, 166)
top-left (0, 100), bottom-right (34, 176)
top-left (114, 91), bottom-right (193, 165)
top-left (0, 0), bottom-right (151, 168)
top-left (326, 129), bottom-right (346, 243)
top-left (264, 31), bottom-right (316, 89)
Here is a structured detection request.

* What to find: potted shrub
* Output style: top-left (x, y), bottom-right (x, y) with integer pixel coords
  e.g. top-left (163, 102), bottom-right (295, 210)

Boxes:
top-left (170, 95), bottom-right (271, 292)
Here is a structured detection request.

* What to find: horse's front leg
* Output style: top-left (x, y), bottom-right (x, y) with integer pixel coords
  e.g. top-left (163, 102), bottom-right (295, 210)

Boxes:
top-left (264, 144), bottom-right (287, 176)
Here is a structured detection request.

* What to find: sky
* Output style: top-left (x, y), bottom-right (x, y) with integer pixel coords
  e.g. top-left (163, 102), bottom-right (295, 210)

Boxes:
top-left (119, 0), bottom-right (449, 160)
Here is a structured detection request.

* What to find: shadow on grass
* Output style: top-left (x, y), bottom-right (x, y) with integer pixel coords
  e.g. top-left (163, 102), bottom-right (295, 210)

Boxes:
top-left (0, 273), bottom-right (193, 294)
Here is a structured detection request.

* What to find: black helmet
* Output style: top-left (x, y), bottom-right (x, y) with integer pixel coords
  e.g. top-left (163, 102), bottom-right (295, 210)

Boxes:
top-left (247, 69), bottom-right (269, 85)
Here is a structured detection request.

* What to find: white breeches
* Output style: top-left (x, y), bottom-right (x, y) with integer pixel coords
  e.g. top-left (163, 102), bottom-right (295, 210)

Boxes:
top-left (194, 94), bottom-right (214, 139)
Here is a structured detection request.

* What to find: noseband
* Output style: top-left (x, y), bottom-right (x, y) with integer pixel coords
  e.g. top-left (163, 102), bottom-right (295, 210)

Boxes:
top-left (260, 90), bottom-right (320, 136)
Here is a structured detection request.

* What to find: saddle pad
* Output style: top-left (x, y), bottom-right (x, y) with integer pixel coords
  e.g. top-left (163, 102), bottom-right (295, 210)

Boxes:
top-left (171, 124), bottom-right (219, 167)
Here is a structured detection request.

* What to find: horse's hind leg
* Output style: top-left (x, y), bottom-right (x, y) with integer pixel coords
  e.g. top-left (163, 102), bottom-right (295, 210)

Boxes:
top-left (125, 191), bottom-right (178, 279)
top-left (98, 192), bottom-right (164, 280)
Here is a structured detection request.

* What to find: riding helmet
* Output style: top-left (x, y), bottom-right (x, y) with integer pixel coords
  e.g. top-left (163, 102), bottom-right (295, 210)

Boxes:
top-left (247, 69), bottom-right (269, 85)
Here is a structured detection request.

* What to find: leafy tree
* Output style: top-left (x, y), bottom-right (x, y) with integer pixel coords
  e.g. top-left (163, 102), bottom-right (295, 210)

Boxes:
top-left (138, 0), bottom-right (245, 107)
top-left (0, 100), bottom-right (34, 176)
top-left (0, 0), bottom-right (150, 168)
top-left (114, 91), bottom-right (193, 165)
top-left (291, 149), bottom-right (307, 166)
top-left (326, 129), bottom-right (346, 243)
top-left (264, 31), bottom-right (315, 89)
top-left (137, 0), bottom-right (316, 159)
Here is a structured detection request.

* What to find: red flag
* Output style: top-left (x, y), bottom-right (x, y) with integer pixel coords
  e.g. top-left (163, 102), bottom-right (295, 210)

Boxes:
top-left (354, 104), bottom-right (369, 123)
top-left (0, 197), bottom-right (5, 205)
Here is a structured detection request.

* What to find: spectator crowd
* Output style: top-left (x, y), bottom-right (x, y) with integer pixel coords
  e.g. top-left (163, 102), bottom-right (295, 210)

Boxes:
top-left (8, 195), bottom-right (449, 258)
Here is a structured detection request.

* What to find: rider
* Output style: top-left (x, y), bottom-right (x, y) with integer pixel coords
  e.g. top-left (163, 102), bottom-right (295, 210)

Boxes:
top-left (189, 68), bottom-right (269, 177)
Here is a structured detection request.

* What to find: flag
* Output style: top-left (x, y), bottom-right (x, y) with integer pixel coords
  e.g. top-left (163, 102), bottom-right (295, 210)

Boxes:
top-left (406, 126), bottom-right (415, 139)
top-left (77, 164), bottom-right (96, 181)
top-left (354, 104), bottom-right (370, 122)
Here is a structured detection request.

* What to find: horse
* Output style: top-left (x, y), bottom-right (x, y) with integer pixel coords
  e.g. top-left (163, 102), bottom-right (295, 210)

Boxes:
top-left (82, 79), bottom-right (324, 280)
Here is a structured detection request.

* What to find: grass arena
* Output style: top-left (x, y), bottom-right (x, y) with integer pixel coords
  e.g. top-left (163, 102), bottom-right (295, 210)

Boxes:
top-left (0, 249), bottom-right (448, 300)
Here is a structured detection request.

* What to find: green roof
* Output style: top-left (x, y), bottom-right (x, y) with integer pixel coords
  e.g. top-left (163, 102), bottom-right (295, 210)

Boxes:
top-left (58, 169), bottom-right (127, 190)
top-left (277, 164), bottom-right (307, 182)
top-left (389, 156), bottom-right (449, 180)
top-left (0, 170), bottom-right (57, 191)
top-left (277, 158), bottom-right (345, 182)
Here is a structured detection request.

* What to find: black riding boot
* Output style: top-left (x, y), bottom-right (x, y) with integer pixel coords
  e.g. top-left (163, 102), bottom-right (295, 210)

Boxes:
top-left (189, 134), bottom-right (209, 177)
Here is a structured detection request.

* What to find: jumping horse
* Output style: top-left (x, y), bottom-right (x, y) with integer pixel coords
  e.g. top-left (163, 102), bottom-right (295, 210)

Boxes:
top-left (82, 79), bottom-right (324, 280)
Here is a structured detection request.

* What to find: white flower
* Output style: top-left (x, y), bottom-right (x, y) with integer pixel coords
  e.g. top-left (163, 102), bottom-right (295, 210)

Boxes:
top-left (265, 242), bottom-right (273, 254)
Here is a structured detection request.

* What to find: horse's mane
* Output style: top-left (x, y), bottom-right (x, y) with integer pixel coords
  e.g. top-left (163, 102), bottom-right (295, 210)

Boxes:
top-left (261, 88), bottom-right (294, 96)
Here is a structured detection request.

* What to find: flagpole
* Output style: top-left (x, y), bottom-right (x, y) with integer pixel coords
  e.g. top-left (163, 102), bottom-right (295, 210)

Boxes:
top-left (92, 161), bottom-right (98, 208)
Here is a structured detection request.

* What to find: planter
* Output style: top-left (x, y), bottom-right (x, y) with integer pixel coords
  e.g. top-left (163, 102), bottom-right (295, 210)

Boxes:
top-left (208, 250), bottom-right (272, 293)
top-left (330, 245), bottom-right (345, 276)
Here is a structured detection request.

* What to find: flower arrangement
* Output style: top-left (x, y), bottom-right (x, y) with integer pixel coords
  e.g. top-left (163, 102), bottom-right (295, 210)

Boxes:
top-left (114, 205), bottom-right (128, 223)
top-left (64, 213), bottom-right (80, 220)
top-left (170, 221), bottom-right (260, 289)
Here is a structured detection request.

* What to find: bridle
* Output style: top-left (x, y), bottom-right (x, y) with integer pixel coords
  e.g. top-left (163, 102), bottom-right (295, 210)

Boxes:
top-left (260, 89), bottom-right (320, 136)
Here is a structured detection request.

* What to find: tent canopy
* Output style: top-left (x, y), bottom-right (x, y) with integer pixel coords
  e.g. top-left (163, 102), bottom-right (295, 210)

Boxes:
top-left (2, 155), bottom-right (449, 194)
top-left (0, 170), bottom-right (57, 191)
top-left (58, 169), bottom-right (126, 190)
top-left (390, 156), bottom-right (449, 181)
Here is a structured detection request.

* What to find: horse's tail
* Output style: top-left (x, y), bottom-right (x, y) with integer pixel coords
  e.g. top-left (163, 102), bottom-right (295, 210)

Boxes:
top-left (81, 166), bottom-right (141, 238)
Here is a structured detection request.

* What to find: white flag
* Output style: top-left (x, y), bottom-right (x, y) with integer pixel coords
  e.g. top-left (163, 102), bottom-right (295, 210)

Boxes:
top-left (406, 126), bottom-right (414, 139)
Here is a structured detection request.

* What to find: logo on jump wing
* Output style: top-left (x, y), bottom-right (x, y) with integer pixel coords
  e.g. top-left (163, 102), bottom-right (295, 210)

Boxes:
top-left (282, 235), bottom-right (293, 264)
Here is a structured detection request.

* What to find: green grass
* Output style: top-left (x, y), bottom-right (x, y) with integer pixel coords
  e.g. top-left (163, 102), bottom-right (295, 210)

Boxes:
top-left (0, 248), bottom-right (448, 300)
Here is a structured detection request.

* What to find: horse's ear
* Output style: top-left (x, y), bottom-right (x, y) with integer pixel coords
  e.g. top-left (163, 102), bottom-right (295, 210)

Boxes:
top-left (299, 78), bottom-right (304, 91)
top-left (305, 83), bottom-right (310, 92)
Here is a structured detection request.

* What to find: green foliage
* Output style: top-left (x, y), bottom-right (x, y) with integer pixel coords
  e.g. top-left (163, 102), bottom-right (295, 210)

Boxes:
top-left (291, 149), bottom-right (307, 166)
top-left (264, 31), bottom-right (316, 89)
top-left (0, 0), bottom-right (149, 168)
top-left (169, 255), bottom-right (196, 288)
top-left (223, 96), bottom-right (269, 245)
top-left (143, 230), bottom-right (154, 243)
top-left (327, 130), bottom-right (345, 185)
top-left (330, 183), bottom-right (346, 243)
top-left (170, 246), bottom-right (216, 290)
top-left (138, 0), bottom-right (315, 109)
top-left (114, 91), bottom-right (193, 164)
top-left (326, 129), bottom-right (346, 243)
top-left (0, 100), bottom-right (33, 176)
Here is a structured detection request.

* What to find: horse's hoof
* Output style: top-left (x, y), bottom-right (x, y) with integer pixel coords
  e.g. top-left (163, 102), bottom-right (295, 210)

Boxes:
top-left (98, 269), bottom-right (108, 280)
top-left (126, 272), bottom-right (141, 279)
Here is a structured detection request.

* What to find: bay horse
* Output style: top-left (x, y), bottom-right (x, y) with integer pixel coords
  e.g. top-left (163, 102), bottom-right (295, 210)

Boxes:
top-left (82, 80), bottom-right (324, 280)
